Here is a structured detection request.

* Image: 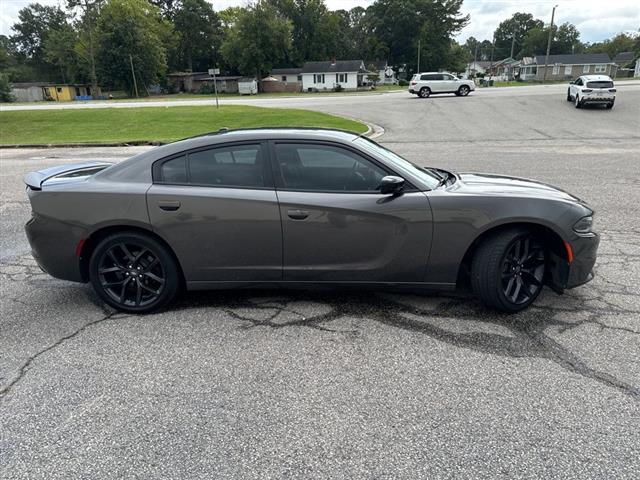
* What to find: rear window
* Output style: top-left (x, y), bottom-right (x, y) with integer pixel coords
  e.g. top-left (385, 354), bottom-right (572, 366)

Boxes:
top-left (586, 81), bottom-right (613, 89)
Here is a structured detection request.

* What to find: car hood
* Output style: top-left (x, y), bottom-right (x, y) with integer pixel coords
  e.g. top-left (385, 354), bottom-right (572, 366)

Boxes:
top-left (452, 172), bottom-right (583, 204)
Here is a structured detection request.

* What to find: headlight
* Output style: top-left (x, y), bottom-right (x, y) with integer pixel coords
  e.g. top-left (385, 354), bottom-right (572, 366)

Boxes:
top-left (573, 215), bottom-right (594, 234)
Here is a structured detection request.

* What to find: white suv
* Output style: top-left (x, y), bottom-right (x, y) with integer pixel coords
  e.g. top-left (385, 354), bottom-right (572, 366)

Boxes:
top-left (567, 75), bottom-right (616, 109)
top-left (409, 72), bottom-right (475, 98)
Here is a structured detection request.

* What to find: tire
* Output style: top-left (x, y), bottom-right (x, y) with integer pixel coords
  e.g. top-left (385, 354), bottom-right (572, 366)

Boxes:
top-left (566, 89), bottom-right (572, 101)
top-left (471, 228), bottom-right (546, 313)
top-left (458, 85), bottom-right (470, 96)
top-left (419, 87), bottom-right (431, 98)
top-left (574, 94), bottom-right (581, 108)
top-left (606, 101), bottom-right (614, 109)
top-left (89, 232), bottom-right (180, 313)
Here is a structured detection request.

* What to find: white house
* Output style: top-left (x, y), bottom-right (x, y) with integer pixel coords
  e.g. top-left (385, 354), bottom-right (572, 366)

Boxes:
top-left (301, 60), bottom-right (369, 91)
top-left (635, 58), bottom-right (640, 78)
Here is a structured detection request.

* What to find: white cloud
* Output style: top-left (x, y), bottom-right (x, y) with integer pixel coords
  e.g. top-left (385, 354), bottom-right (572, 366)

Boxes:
top-left (1, 0), bottom-right (637, 43)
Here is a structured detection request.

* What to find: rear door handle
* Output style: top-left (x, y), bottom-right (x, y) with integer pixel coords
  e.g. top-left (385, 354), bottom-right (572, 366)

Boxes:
top-left (158, 201), bottom-right (181, 212)
top-left (287, 209), bottom-right (309, 220)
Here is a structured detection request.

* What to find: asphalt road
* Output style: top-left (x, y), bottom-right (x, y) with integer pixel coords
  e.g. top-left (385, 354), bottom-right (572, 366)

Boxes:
top-left (1, 85), bottom-right (640, 479)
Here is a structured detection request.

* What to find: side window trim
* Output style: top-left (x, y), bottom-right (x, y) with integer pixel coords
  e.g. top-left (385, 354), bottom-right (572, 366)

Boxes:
top-left (152, 140), bottom-right (275, 190)
top-left (268, 139), bottom-right (417, 194)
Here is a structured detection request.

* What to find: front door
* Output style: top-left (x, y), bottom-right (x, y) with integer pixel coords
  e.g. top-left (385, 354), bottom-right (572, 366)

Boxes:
top-left (271, 141), bottom-right (433, 282)
top-left (147, 142), bottom-right (282, 283)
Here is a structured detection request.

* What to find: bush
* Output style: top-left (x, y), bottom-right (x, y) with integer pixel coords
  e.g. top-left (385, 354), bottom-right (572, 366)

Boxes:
top-left (198, 82), bottom-right (217, 94)
top-left (0, 74), bottom-right (15, 102)
top-left (398, 79), bottom-right (409, 86)
top-left (333, 84), bottom-right (344, 92)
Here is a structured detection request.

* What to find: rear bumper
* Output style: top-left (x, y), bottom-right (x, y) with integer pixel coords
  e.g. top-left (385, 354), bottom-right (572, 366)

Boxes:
top-left (582, 96), bottom-right (615, 104)
top-left (566, 233), bottom-right (600, 289)
top-left (25, 213), bottom-right (85, 282)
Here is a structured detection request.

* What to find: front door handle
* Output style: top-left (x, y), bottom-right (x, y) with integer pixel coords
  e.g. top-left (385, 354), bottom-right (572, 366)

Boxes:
top-left (158, 201), bottom-right (181, 212)
top-left (287, 209), bottom-right (310, 220)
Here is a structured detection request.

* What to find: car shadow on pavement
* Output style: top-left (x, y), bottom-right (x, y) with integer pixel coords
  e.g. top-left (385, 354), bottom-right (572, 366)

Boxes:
top-left (169, 287), bottom-right (639, 400)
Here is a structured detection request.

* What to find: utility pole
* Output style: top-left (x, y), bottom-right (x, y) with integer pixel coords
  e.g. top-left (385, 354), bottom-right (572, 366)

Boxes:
top-left (473, 42), bottom-right (479, 78)
top-left (489, 35), bottom-right (495, 85)
top-left (417, 39), bottom-right (421, 73)
top-left (510, 22), bottom-right (519, 59)
top-left (543, 5), bottom-right (558, 83)
top-left (129, 54), bottom-right (139, 98)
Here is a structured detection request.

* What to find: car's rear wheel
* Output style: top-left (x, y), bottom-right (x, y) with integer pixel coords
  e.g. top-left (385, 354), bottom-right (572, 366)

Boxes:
top-left (458, 85), bottom-right (470, 96)
top-left (575, 94), bottom-right (582, 108)
top-left (471, 228), bottom-right (546, 313)
top-left (89, 232), bottom-right (180, 313)
top-left (419, 87), bottom-right (431, 98)
top-left (606, 101), bottom-right (614, 109)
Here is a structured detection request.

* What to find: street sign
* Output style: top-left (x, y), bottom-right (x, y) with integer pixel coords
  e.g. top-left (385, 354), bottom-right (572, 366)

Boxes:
top-left (208, 68), bottom-right (220, 76)
top-left (385, 67), bottom-right (394, 77)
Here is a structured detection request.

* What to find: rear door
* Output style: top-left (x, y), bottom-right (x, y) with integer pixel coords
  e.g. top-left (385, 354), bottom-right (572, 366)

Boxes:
top-left (429, 74), bottom-right (446, 92)
top-left (271, 141), bottom-right (433, 282)
top-left (147, 142), bottom-right (282, 283)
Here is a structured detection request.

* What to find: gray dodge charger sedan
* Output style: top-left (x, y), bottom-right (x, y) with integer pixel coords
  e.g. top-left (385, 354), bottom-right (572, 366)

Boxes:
top-left (25, 128), bottom-right (599, 313)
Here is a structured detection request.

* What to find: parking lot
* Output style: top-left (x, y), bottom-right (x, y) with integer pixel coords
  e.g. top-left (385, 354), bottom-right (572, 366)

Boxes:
top-left (2, 84), bottom-right (640, 479)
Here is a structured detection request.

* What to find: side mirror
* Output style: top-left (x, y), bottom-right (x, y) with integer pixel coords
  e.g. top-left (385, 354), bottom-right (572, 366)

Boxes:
top-left (379, 175), bottom-right (405, 195)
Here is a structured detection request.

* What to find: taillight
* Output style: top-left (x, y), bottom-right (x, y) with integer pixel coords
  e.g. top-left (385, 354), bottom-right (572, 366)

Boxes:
top-left (582, 89), bottom-right (593, 93)
top-left (410, 81), bottom-right (417, 86)
top-left (609, 88), bottom-right (616, 93)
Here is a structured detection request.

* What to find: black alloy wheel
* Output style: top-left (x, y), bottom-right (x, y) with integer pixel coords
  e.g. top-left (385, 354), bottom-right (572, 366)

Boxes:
top-left (89, 232), bottom-right (180, 313)
top-left (471, 228), bottom-right (546, 313)
top-left (500, 236), bottom-right (545, 306)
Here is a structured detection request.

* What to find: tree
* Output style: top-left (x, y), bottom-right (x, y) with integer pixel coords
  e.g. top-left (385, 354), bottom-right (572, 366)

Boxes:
top-left (172, 0), bottom-right (223, 71)
top-left (366, 0), bottom-right (469, 73)
top-left (521, 22), bottom-right (583, 57)
top-left (96, 0), bottom-right (174, 94)
top-left (587, 33), bottom-right (637, 58)
top-left (44, 25), bottom-right (81, 83)
top-left (0, 73), bottom-right (15, 102)
top-left (67, 1), bottom-right (105, 95)
top-left (10, 3), bottom-right (70, 80)
top-left (367, 63), bottom-right (380, 85)
top-left (220, 1), bottom-right (292, 77)
top-left (148, 0), bottom-right (182, 19)
top-left (492, 13), bottom-right (543, 59)
top-left (445, 42), bottom-right (470, 73)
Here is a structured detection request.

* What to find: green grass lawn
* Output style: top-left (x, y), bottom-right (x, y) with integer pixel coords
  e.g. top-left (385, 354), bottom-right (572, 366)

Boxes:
top-left (0, 105), bottom-right (368, 146)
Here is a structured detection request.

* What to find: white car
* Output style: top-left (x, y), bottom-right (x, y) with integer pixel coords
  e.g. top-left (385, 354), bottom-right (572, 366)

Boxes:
top-left (409, 72), bottom-right (475, 98)
top-left (567, 75), bottom-right (616, 109)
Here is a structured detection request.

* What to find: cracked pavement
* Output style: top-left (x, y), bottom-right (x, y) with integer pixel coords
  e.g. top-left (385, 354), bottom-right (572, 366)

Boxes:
top-left (1, 85), bottom-right (640, 479)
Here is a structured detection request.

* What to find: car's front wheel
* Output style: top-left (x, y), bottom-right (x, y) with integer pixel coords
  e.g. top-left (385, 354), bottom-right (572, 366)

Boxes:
top-left (419, 87), bottom-right (431, 98)
top-left (575, 94), bottom-right (582, 108)
top-left (471, 228), bottom-right (546, 313)
top-left (458, 85), bottom-right (470, 96)
top-left (89, 232), bottom-right (180, 313)
top-left (566, 89), bottom-right (572, 101)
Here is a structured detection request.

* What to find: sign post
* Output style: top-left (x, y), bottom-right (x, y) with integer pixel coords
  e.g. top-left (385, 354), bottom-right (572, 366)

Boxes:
top-left (208, 68), bottom-right (221, 109)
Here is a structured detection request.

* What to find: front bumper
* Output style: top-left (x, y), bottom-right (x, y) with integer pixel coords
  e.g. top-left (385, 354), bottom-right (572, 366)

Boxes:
top-left (566, 233), bottom-right (600, 288)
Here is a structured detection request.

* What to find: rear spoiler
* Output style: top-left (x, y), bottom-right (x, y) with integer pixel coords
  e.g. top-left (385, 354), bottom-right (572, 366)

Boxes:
top-left (24, 162), bottom-right (113, 190)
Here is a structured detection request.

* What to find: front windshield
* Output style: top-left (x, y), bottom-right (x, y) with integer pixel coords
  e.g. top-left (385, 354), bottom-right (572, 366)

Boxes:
top-left (353, 137), bottom-right (441, 189)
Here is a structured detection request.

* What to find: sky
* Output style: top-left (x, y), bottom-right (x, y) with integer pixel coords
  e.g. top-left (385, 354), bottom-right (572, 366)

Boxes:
top-left (1, 0), bottom-right (638, 43)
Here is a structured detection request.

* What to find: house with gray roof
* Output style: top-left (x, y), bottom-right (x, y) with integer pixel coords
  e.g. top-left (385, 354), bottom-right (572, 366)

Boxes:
top-left (365, 60), bottom-right (396, 84)
top-left (530, 53), bottom-right (616, 81)
top-left (613, 52), bottom-right (637, 78)
top-left (300, 60), bottom-right (369, 91)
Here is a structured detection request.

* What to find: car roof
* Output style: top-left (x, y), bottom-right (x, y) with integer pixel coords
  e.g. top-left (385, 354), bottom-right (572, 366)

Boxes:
top-left (580, 75), bottom-right (612, 81)
top-left (177, 127), bottom-right (362, 145)
top-left (417, 72), bottom-right (450, 75)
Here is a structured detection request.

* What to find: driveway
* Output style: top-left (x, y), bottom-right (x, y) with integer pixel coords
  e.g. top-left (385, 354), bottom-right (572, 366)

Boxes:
top-left (1, 86), bottom-right (639, 479)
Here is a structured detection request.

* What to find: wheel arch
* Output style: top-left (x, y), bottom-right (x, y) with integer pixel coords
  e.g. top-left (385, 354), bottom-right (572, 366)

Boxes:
top-left (455, 221), bottom-right (568, 290)
top-left (79, 224), bottom-right (185, 286)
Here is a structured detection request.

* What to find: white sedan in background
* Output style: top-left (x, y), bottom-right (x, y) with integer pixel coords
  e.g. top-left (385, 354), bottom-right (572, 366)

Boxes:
top-left (567, 75), bottom-right (616, 109)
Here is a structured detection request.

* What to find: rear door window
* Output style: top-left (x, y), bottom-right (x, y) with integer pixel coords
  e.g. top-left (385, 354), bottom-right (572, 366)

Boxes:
top-left (157, 144), bottom-right (267, 188)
